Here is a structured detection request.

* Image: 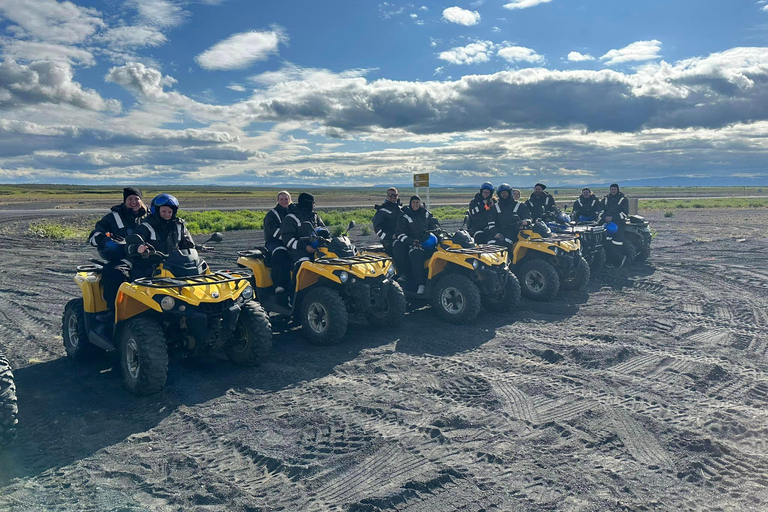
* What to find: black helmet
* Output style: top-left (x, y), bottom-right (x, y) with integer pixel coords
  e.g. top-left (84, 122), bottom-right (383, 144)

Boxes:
top-left (532, 220), bottom-right (551, 237)
top-left (480, 182), bottom-right (495, 193)
top-left (452, 229), bottom-right (475, 248)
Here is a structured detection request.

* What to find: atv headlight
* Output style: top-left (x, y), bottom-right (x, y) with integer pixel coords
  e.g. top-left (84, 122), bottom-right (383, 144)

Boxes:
top-left (386, 265), bottom-right (395, 278)
top-left (339, 271), bottom-right (349, 283)
top-left (472, 259), bottom-right (480, 270)
top-left (160, 296), bottom-right (175, 311)
top-left (241, 285), bottom-right (254, 301)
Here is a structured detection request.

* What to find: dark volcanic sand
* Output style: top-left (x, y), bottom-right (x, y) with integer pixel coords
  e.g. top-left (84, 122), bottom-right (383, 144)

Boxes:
top-left (0, 209), bottom-right (766, 511)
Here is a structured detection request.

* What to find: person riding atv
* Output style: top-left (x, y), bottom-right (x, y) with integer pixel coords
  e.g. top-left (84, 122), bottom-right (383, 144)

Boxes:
top-left (393, 195), bottom-right (439, 295)
top-left (63, 194), bottom-right (272, 395)
top-left (526, 183), bottom-right (558, 221)
top-left (0, 355), bottom-right (17, 448)
top-left (467, 182), bottom-right (497, 244)
top-left (600, 183), bottom-right (635, 267)
top-left (238, 220), bottom-right (406, 345)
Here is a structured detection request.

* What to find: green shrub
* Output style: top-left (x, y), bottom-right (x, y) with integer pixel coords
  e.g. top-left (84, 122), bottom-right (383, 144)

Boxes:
top-left (663, 211), bottom-right (674, 218)
top-left (360, 225), bottom-right (372, 235)
top-left (28, 221), bottom-right (88, 239)
top-left (330, 225), bottom-right (345, 237)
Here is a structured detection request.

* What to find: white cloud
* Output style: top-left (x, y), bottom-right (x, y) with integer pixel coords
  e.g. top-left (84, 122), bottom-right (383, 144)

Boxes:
top-left (129, 0), bottom-right (185, 28)
top-left (195, 29), bottom-right (286, 70)
top-left (439, 41), bottom-right (495, 65)
top-left (0, 40), bottom-right (95, 65)
top-left (601, 40), bottom-right (662, 66)
top-left (0, 0), bottom-right (104, 44)
top-left (106, 62), bottom-right (177, 99)
top-left (227, 84), bottom-right (246, 92)
top-left (0, 59), bottom-right (118, 111)
top-left (503, 0), bottom-right (554, 9)
top-left (498, 46), bottom-right (545, 64)
top-left (567, 51), bottom-right (595, 62)
top-left (98, 26), bottom-right (167, 49)
top-left (442, 6), bottom-right (481, 26)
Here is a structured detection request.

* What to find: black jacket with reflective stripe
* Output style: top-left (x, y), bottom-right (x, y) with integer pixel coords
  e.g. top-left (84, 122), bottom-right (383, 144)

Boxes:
top-left (126, 215), bottom-right (195, 257)
top-left (372, 201), bottom-right (402, 243)
top-left (395, 206), bottom-right (439, 246)
top-left (467, 193), bottom-right (496, 236)
top-left (572, 195), bottom-right (601, 219)
top-left (281, 208), bottom-right (325, 252)
top-left (525, 192), bottom-right (557, 221)
top-left (264, 203), bottom-right (294, 246)
top-left (491, 198), bottom-right (531, 241)
top-left (600, 192), bottom-right (629, 222)
top-left (88, 203), bottom-right (147, 249)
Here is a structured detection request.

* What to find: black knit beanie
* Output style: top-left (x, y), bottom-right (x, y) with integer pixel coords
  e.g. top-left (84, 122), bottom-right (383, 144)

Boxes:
top-left (123, 187), bottom-right (142, 200)
top-left (298, 192), bottom-right (315, 211)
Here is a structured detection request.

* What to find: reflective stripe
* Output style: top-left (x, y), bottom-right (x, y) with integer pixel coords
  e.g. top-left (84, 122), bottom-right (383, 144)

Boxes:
top-left (577, 198), bottom-right (583, 207)
top-left (145, 223), bottom-right (157, 240)
top-left (618, 197), bottom-right (625, 205)
top-left (272, 246), bottom-right (287, 253)
top-left (379, 231), bottom-right (387, 239)
top-left (287, 237), bottom-right (296, 247)
top-left (380, 208), bottom-right (392, 214)
top-left (292, 240), bottom-right (298, 249)
top-left (286, 213), bottom-right (300, 225)
top-left (403, 214), bottom-right (413, 223)
top-left (89, 231), bottom-right (102, 246)
top-left (620, 212), bottom-right (627, 219)
top-left (409, 246), bottom-right (424, 253)
top-left (505, 238), bottom-right (515, 244)
top-left (177, 224), bottom-right (182, 241)
top-left (297, 257), bottom-right (310, 263)
top-left (474, 231), bottom-right (484, 237)
top-left (120, 258), bottom-right (133, 268)
top-left (112, 211), bottom-right (124, 230)
top-left (495, 204), bottom-right (501, 213)
top-left (545, 197), bottom-right (550, 205)
top-left (612, 240), bottom-right (624, 246)
top-left (273, 228), bottom-right (280, 238)
top-left (513, 202), bottom-right (520, 213)
top-left (375, 229), bottom-right (383, 236)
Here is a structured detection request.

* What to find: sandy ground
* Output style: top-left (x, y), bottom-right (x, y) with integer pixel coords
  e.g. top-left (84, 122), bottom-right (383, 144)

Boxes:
top-left (0, 209), bottom-right (766, 511)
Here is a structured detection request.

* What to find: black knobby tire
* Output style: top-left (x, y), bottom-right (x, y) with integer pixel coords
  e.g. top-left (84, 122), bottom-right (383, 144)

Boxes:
top-left (225, 301), bottom-right (273, 366)
top-left (432, 273), bottom-right (482, 324)
top-left (561, 256), bottom-right (591, 291)
top-left (62, 298), bottom-right (100, 361)
top-left (516, 259), bottom-right (560, 301)
top-left (623, 240), bottom-right (637, 267)
top-left (481, 272), bottom-right (521, 313)
top-left (367, 281), bottom-right (407, 327)
top-left (119, 317), bottom-right (169, 395)
top-left (300, 287), bottom-right (349, 345)
top-left (589, 246), bottom-right (606, 270)
top-left (634, 238), bottom-right (651, 262)
top-left (0, 357), bottom-right (17, 448)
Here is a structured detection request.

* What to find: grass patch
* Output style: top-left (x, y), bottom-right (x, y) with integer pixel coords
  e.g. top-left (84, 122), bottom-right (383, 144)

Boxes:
top-left (663, 211), bottom-right (674, 218)
top-left (28, 221), bottom-right (89, 240)
top-left (640, 197), bottom-right (768, 210)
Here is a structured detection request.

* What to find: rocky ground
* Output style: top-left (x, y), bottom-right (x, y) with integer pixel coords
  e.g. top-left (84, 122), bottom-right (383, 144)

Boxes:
top-left (0, 209), bottom-right (766, 511)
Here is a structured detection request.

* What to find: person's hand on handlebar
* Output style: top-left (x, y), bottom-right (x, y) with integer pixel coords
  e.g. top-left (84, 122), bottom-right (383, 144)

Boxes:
top-left (138, 244), bottom-right (149, 254)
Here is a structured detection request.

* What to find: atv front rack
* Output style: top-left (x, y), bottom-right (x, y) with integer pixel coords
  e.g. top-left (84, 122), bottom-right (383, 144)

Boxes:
top-left (441, 244), bottom-right (507, 255)
top-left (132, 269), bottom-right (253, 289)
top-left (314, 254), bottom-right (391, 266)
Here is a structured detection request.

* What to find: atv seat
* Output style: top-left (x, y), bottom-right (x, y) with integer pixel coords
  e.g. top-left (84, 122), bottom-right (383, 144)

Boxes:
top-left (238, 247), bottom-right (272, 267)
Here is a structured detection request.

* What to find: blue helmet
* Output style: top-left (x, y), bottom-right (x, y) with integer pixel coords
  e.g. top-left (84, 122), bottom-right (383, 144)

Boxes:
top-left (557, 212), bottom-right (571, 224)
top-left (421, 233), bottom-right (438, 250)
top-left (497, 183), bottom-right (512, 197)
top-left (150, 193), bottom-right (179, 218)
top-left (605, 222), bottom-right (619, 234)
top-left (480, 182), bottom-right (495, 193)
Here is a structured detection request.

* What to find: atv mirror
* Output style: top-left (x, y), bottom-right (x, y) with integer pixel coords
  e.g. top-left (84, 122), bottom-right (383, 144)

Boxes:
top-left (348, 220), bottom-right (356, 230)
top-left (205, 232), bottom-right (224, 243)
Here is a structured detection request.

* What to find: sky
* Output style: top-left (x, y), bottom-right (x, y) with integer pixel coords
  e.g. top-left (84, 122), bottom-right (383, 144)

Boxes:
top-left (0, 0), bottom-right (768, 187)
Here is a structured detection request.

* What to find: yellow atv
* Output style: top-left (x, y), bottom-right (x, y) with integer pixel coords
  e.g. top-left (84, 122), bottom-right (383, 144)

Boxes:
top-left (237, 222), bottom-right (405, 346)
top-left (362, 229), bottom-right (521, 324)
top-left (62, 241), bottom-right (272, 395)
top-left (508, 220), bottom-right (590, 301)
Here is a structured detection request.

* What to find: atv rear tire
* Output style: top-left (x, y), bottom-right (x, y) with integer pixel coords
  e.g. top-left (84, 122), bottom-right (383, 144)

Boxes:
top-left (432, 273), bottom-right (482, 324)
top-left (300, 287), bottom-right (348, 345)
top-left (517, 259), bottom-right (560, 301)
top-left (62, 298), bottom-right (100, 361)
top-left (367, 282), bottom-right (406, 327)
top-left (561, 256), bottom-right (591, 291)
top-left (225, 301), bottom-right (272, 365)
top-left (0, 357), bottom-right (17, 448)
top-left (119, 317), bottom-right (168, 395)
top-left (634, 240), bottom-right (651, 262)
top-left (589, 246), bottom-right (606, 270)
top-left (481, 272), bottom-right (521, 313)
top-left (623, 240), bottom-right (637, 267)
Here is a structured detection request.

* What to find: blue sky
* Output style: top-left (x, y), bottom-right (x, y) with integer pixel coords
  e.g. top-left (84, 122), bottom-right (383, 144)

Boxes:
top-left (1, 0), bottom-right (768, 186)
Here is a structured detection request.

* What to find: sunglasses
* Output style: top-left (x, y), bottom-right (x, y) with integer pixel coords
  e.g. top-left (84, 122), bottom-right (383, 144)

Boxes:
top-left (387, 193), bottom-right (398, 197)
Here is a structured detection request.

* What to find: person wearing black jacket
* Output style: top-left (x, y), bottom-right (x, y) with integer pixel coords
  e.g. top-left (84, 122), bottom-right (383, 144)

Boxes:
top-left (264, 191), bottom-right (295, 293)
top-left (572, 187), bottom-right (601, 221)
top-left (393, 195), bottom-right (439, 294)
top-left (87, 187), bottom-right (147, 307)
top-left (467, 182), bottom-right (496, 244)
top-left (525, 183), bottom-right (558, 221)
top-left (372, 187), bottom-right (403, 256)
top-left (126, 193), bottom-right (195, 280)
top-left (490, 183), bottom-right (532, 248)
top-left (281, 192), bottom-right (326, 265)
top-left (600, 183), bottom-right (629, 226)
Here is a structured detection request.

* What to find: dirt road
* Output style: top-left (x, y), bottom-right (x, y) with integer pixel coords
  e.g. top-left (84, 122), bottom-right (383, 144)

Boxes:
top-left (0, 210), bottom-right (766, 511)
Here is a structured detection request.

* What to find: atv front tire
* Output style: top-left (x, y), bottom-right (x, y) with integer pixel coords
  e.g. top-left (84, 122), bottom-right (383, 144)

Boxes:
top-left (517, 259), bottom-right (560, 301)
top-left (589, 246), bottom-right (606, 270)
top-left (561, 256), bottom-right (591, 291)
top-left (225, 301), bottom-right (272, 365)
top-left (623, 240), bottom-right (637, 267)
top-left (300, 287), bottom-right (349, 345)
top-left (481, 272), bottom-right (521, 313)
top-left (433, 274), bottom-right (482, 324)
top-left (634, 239), bottom-right (651, 262)
top-left (0, 357), bottom-right (17, 448)
top-left (367, 281), bottom-right (407, 327)
top-left (62, 298), bottom-right (100, 361)
top-left (119, 318), bottom-right (168, 395)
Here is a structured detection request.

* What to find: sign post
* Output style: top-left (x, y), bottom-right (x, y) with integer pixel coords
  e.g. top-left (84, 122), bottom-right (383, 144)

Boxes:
top-left (413, 173), bottom-right (430, 210)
